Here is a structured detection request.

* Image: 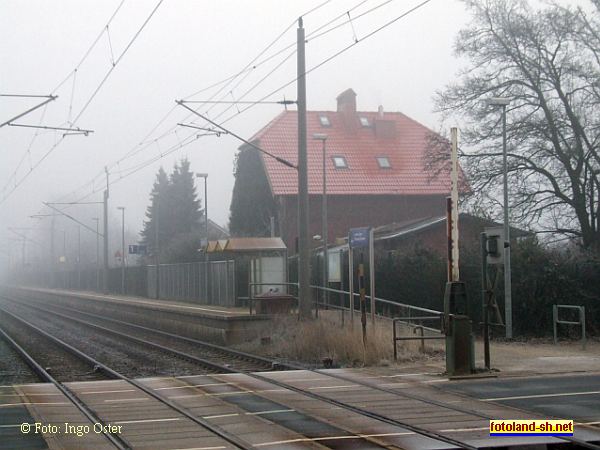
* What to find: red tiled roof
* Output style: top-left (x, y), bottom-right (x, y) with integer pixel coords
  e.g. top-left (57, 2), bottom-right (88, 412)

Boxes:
top-left (248, 108), bottom-right (462, 196)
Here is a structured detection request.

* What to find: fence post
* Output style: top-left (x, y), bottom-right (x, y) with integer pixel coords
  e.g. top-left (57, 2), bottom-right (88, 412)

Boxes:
top-left (393, 319), bottom-right (397, 361)
top-left (580, 306), bottom-right (586, 350)
top-left (553, 305), bottom-right (558, 345)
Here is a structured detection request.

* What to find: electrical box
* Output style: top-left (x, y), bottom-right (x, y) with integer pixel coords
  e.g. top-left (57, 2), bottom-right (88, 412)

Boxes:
top-left (484, 226), bottom-right (504, 265)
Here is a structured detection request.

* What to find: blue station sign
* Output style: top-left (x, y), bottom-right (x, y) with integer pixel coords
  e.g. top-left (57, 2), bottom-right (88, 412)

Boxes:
top-left (128, 244), bottom-right (147, 255)
top-left (349, 227), bottom-right (371, 249)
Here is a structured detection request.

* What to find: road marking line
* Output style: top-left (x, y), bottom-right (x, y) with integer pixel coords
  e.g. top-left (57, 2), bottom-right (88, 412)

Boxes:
top-left (80, 389), bottom-right (136, 394)
top-left (0, 402), bottom-right (69, 407)
top-left (255, 431), bottom-right (415, 447)
top-left (114, 418), bottom-right (181, 425)
top-left (440, 426), bottom-right (488, 432)
top-left (483, 390), bottom-right (600, 401)
top-left (170, 391), bottom-right (249, 400)
top-left (364, 372), bottom-right (439, 379)
top-left (277, 377), bottom-right (329, 382)
top-left (154, 383), bottom-right (230, 391)
top-left (170, 447), bottom-right (227, 450)
top-left (203, 413), bottom-right (239, 419)
top-left (0, 393), bottom-right (62, 397)
top-left (247, 409), bottom-right (295, 416)
top-left (104, 398), bottom-right (150, 403)
top-left (308, 385), bottom-right (356, 390)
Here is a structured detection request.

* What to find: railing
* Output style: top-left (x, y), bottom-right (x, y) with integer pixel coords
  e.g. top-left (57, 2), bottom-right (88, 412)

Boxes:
top-left (392, 316), bottom-right (445, 359)
top-left (553, 304), bottom-right (586, 350)
top-left (309, 284), bottom-right (443, 328)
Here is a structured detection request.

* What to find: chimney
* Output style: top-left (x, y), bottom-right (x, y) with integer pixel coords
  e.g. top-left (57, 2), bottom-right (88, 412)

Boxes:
top-left (336, 88), bottom-right (357, 130)
top-left (374, 104), bottom-right (396, 139)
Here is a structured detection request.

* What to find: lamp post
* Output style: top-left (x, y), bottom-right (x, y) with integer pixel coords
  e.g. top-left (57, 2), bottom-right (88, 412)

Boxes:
top-left (487, 97), bottom-right (512, 339)
top-left (196, 173), bottom-right (209, 301)
top-left (77, 225), bottom-right (81, 289)
top-left (313, 133), bottom-right (328, 316)
top-left (92, 218), bottom-right (100, 291)
top-left (117, 206), bottom-right (126, 295)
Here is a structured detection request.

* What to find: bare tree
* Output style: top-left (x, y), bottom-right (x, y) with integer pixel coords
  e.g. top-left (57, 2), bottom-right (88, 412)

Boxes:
top-left (435, 0), bottom-right (600, 250)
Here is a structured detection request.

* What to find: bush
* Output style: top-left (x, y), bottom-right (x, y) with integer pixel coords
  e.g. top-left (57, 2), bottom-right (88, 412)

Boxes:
top-left (374, 238), bottom-right (600, 337)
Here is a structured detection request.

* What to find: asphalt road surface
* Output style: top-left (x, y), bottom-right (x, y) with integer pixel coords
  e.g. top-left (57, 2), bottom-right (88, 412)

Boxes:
top-left (442, 373), bottom-right (600, 423)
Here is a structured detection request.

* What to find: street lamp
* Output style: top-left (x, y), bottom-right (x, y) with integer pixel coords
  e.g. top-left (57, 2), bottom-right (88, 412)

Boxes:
top-left (196, 173), bottom-right (209, 301)
top-left (487, 96), bottom-right (512, 339)
top-left (117, 206), bottom-right (126, 295)
top-left (313, 133), bottom-right (328, 317)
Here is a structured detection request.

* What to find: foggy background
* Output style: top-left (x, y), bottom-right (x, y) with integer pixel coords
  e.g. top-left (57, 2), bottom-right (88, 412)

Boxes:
top-left (0, 0), bottom-right (582, 271)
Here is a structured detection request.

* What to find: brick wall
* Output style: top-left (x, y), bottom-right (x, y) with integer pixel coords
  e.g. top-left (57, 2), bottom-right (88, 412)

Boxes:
top-left (278, 194), bottom-right (447, 252)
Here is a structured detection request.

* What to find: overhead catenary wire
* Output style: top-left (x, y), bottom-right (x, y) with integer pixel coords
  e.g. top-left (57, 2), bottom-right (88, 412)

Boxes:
top-left (48, 0), bottom-right (343, 207)
top-left (76, 3), bottom-right (312, 182)
top-left (50, 0), bottom-right (127, 94)
top-left (216, 0), bottom-right (434, 126)
top-left (1, 0), bottom-right (164, 206)
top-left (66, 0), bottom-right (435, 205)
top-left (39, 0), bottom-right (418, 217)
top-left (8, 0), bottom-right (358, 218)
top-left (2, 1), bottom-right (127, 203)
top-left (71, 0), bottom-right (165, 125)
top-left (177, 101), bottom-right (296, 169)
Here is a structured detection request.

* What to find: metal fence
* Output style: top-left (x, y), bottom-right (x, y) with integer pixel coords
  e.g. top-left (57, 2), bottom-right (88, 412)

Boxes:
top-left (147, 260), bottom-right (235, 306)
top-left (553, 304), bottom-right (586, 349)
top-left (310, 284), bottom-right (443, 328)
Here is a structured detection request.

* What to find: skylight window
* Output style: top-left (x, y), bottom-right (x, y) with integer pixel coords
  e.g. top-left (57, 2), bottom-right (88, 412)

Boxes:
top-left (319, 115), bottom-right (331, 127)
top-left (376, 156), bottom-right (391, 168)
top-left (359, 117), bottom-right (370, 127)
top-left (332, 156), bottom-right (348, 168)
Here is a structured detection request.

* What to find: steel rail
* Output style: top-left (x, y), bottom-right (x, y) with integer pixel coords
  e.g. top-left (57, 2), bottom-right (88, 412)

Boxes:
top-left (5, 298), bottom-right (399, 450)
top-left (0, 320), bottom-right (130, 449)
top-left (16, 300), bottom-right (271, 374)
top-left (18, 297), bottom-right (290, 371)
top-left (21, 294), bottom-right (600, 450)
top-left (7, 296), bottom-right (479, 450)
top-left (0, 304), bottom-right (253, 450)
top-left (42, 298), bottom-right (600, 450)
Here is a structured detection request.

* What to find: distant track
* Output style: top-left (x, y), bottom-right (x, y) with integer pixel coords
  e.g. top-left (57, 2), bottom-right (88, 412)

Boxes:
top-left (1, 293), bottom-right (477, 449)
top-left (5, 291), bottom-right (600, 449)
top-left (0, 304), bottom-right (255, 449)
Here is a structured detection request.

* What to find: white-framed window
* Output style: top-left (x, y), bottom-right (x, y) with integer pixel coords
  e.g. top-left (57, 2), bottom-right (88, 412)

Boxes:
top-left (359, 116), bottom-right (370, 127)
top-left (376, 156), bottom-right (391, 168)
top-left (319, 115), bottom-right (331, 127)
top-left (332, 156), bottom-right (348, 168)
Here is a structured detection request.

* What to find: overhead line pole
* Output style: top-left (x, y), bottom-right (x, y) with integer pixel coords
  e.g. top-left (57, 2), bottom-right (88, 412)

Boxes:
top-left (92, 218), bottom-right (100, 291)
top-left (297, 17), bottom-right (311, 320)
top-left (103, 167), bottom-right (109, 294)
top-left (155, 194), bottom-right (160, 300)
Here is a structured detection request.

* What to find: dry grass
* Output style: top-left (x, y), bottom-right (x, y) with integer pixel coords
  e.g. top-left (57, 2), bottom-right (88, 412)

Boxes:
top-left (234, 310), bottom-right (444, 367)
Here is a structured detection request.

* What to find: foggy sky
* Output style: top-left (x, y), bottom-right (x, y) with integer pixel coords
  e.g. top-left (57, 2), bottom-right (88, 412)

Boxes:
top-left (0, 0), bottom-right (584, 268)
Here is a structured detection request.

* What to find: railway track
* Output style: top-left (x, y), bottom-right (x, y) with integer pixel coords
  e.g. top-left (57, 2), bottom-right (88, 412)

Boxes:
top-left (3, 297), bottom-right (284, 374)
top-left (0, 306), bottom-right (262, 449)
top-left (0, 294), bottom-right (479, 448)
top-left (2, 292), bottom-right (599, 449)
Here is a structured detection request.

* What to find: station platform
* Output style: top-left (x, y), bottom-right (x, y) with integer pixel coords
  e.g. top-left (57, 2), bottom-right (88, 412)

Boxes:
top-left (3, 286), bottom-right (271, 345)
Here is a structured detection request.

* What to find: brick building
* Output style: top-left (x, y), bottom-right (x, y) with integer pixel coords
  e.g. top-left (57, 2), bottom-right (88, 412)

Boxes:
top-left (229, 89), bottom-right (463, 251)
